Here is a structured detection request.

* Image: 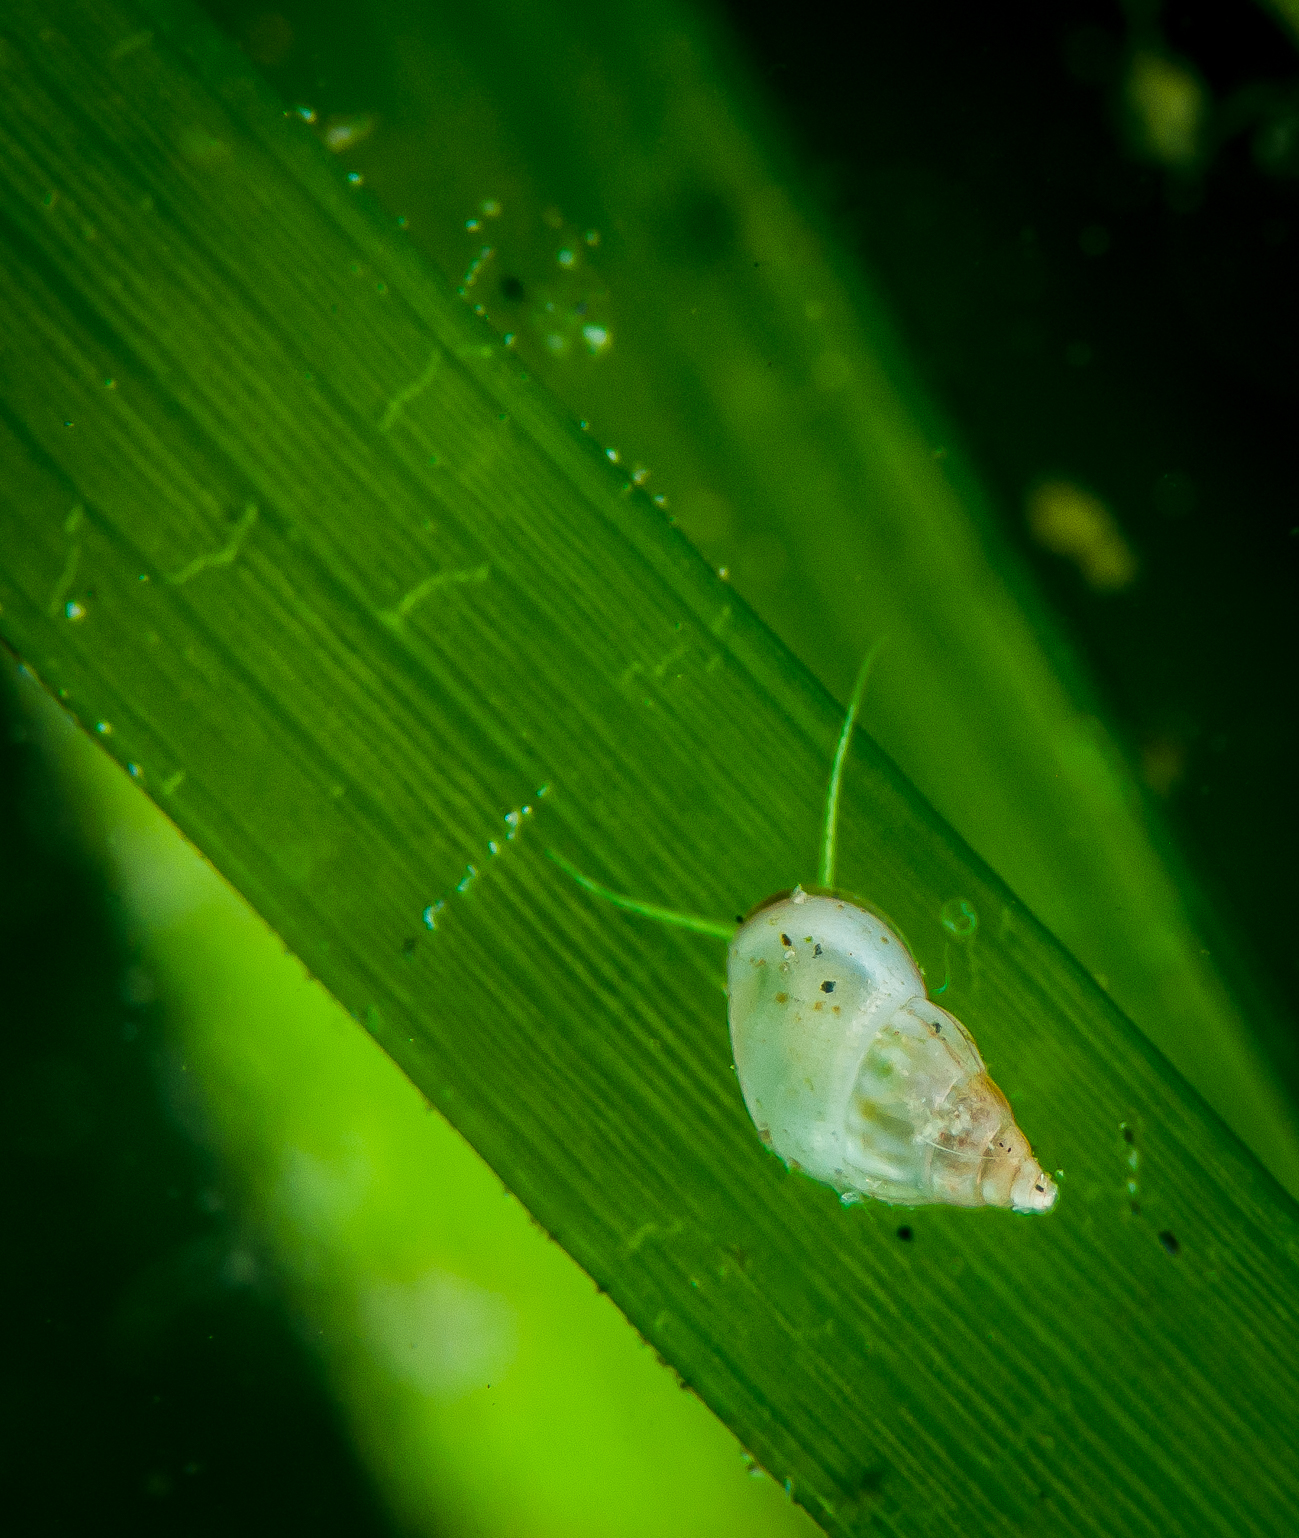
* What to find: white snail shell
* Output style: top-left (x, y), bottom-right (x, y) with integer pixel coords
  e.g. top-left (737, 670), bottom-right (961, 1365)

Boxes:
top-left (728, 888), bottom-right (1057, 1213)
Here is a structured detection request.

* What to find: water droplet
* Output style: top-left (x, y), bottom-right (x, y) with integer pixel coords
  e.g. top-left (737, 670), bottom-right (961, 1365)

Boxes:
top-left (557, 248), bottom-right (576, 268)
top-left (95, 720), bottom-right (112, 735)
top-left (939, 898), bottom-right (978, 938)
top-left (347, 171), bottom-right (363, 186)
top-left (64, 601), bottom-right (86, 621)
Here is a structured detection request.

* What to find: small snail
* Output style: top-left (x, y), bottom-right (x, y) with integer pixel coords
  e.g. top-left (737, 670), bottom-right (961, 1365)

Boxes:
top-left (550, 653), bottom-right (1057, 1214)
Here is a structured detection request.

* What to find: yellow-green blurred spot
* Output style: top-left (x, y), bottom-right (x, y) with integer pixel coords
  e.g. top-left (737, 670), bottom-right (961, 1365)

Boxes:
top-left (1126, 52), bottom-right (1206, 168)
top-left (1027, 480), bottom-right (1138, 592)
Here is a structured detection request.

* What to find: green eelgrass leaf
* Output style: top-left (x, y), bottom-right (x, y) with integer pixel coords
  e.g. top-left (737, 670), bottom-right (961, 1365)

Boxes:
top-left (237, 0), bottom-right (1299, 1194)
top-left (2, 4), bottom-right (1298, 1535)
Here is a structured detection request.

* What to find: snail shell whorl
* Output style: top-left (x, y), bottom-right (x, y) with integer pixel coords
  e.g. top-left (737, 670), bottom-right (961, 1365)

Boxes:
top-left (727, 892), bottom-right (1056, 1214)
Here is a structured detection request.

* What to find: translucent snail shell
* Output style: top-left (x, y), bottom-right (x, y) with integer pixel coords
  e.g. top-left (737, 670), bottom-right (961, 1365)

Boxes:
top-left (728, 887), bottom-right (1057, 1213)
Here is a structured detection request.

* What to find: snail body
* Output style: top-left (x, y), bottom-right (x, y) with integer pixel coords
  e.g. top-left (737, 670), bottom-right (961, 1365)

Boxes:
top-left (550, 649), bottom-right (1057, 1216)
top-left (728, 889), bottom-right (1056, 1212)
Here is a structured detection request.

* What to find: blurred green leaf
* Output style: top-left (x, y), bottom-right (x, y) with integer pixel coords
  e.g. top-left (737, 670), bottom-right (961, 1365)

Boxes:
top-left (0, 672), bottom-right (396, 1534)
top-left (3, 2), bottom-right (1299, 1535)
top-left (30, 677), bottom-right (813, 1537)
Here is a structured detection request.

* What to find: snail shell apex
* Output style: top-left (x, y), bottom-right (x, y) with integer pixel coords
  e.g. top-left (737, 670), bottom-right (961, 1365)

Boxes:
top-left (727, 891), bottom-right (1057, 1214)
